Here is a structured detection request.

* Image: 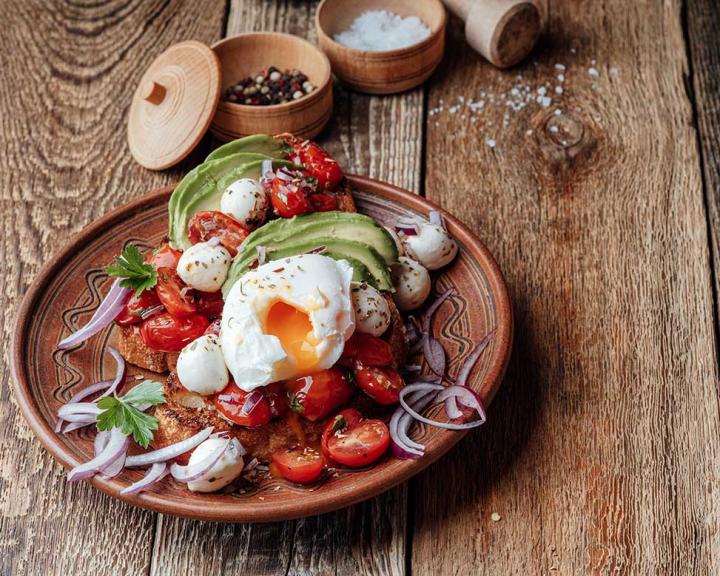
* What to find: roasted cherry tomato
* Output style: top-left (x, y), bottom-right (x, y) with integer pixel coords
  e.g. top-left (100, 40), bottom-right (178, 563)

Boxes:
top-left (341, 332), bottom-right (394, 367)
top-left (204, 318), bottom-right (221, 336)
top-left (289, 140), bottom-right (344, 191)
top-left (269, 167), bottom-right (314, 218)
top-left (321, 408), bottom-right (362, 464)
top-left (147, 243), bottom-right (182, 270)
top-left (214, 381), bottom-right (273, 427)
top-left (139, 312), bottom-right (209, 352)
top-left (286, 368), bottom-right (354, 421)
top-left (354, 366), bottom-right (405, 405)
top-left (309, 192), bottom-right (338, 212)
top-left (325, 418), bottom-right (390, 468)
top-left (155, 267), bottom-right (196, 317)
top-left (265, 381), bottom-right (289, 417)
top-left (187, 211), bottom-right (249, 257)
top-left (115, 289), bottom-right (162, 327)
top-left (196, 290), bottom-right (224, 319)
top-left (272, 446), bottom-right (324, 484)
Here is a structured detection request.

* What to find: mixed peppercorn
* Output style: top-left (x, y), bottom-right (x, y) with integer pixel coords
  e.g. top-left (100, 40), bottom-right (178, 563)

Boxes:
top-left (223, 66), bottom-right (316, 106)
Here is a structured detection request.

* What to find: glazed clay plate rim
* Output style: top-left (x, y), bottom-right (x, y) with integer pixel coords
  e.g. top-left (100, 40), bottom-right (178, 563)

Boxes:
top-left (11, 174), bottom-right (512, 522)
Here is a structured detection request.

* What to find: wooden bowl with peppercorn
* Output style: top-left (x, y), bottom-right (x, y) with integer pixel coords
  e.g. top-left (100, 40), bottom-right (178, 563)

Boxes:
top-left (210, 33), bottom-right (333, 141)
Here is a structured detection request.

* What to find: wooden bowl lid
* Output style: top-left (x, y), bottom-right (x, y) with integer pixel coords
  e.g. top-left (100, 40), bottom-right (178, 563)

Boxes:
top-left (128, 41), bottom-right (221, 170)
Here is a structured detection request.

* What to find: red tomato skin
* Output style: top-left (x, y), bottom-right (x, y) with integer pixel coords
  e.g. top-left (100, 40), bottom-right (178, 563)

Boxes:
top-left (321, 408), bottom-right (363, 463)
top-left (265, 381), bottom-right (289, 417)
top-left (195, 290), bottom-right (224, 319)
top-left (309, 193), bottom-right (338, 212)
top-left (270, 173), bottom-right (313, 218)
top-left (213, 382), bottom-right (273, 427)
top-left (147, 244), bottom-right (182, 270)
top-left (326, 419), bottom-right (391, 468)
top-left (187, 211), bottom-right (248, 257)
top-left (139, 313), bottom-right (209, 352)
top-left (287, 368), bottom-right (354, 421)
top-left (115, 290), bottom-right (162, 327)
top-left (290, 141), bottom-right (344, 191)
top-left (155, 267), bottom-right (196, 317)
top-left (272, 447), bottom-right (324, 484)
top-left (354, 366), bottom-right (405, 405)
top-left (341, 332), bottom-right (394, 367)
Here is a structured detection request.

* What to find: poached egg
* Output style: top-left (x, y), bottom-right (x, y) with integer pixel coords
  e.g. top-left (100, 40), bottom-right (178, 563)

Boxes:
top-left (220, 254), bottom-right (355, 391)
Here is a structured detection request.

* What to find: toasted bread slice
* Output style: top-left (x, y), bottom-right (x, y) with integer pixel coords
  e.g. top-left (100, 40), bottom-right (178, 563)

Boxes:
top-left (384, 294), bottom-right (407, 367)
top-left (117, 326), bottom-right (178, 373)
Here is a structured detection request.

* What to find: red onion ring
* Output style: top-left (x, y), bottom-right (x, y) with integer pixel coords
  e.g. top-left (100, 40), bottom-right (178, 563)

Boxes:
top-left (62, 418), bottom-right (99, 433)
top-left (124, 427), bottom-right (214, 467)
top-left (58, 402), bottom-right (102, 419)
top-left (423, 335), bottom-right (446, 377)
top-left (455, 330), bottom-right (496, 388)
top-left (429, 210), bottom-right (446, 231)
top-left (57, 279), bottom-right (131, 350)
top-left (390, 389), bottom-right (437, 458)
top-left (140, 304), bottom-right (165, 320)
top-left (241, 390), bottom-right (264, 416)
top-left (67, 427), bottom-right (129, 481)
top-left (170, 440), bottom-right (228, 483)
top-left (101, 448), bottom-right (127, 478)
top-left (435, 386), bottom-right (487, 423)
top-left (422, 288), bottom-right (454, 335)
top-left (398, 384), bottom-right (486, 431)
top-left (120, 462), bottom-right (169, 496)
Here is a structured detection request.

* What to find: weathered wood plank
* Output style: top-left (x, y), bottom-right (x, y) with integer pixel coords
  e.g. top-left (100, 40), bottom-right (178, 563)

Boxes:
top-left (0, 1), bottom-right (226, 574)
top-left (149, 1), bottom-right (422, 575)
top-left (413, 1), bottom-right (720, 574)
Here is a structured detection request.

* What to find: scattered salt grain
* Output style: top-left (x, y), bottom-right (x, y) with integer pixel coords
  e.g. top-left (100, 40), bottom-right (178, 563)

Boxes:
top-left (334, 10), bottom-right (431, 51)
top-left (557, 74), bottom-right (565, 82)
top-left (555, 86), bottom-right (563, 94)
top-left (588, 67), bottom-right (599, 77)
top-left (486, 139), bottom-right (496, 148)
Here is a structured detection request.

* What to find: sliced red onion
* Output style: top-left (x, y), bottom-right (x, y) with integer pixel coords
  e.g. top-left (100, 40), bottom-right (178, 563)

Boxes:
top-left (67, 379), bottom-right (113, 405)
top-left (97, 346), bottom-right (126, 399)
top-left (101, 448), bottom-right (127, 478)
top-left (67, 427), bottom-right (129, 481)
top-left (58, 402), bottom-right (102, 419)
top-left (169, 440), bottom-right (228, 483)
top-left (256, 245), bottom-right (267, 266)
top-left (455, 330), bottom-right (496, 388)
top-left (139, 304), bottom-right (165, 320)
top-left (423, 335), bottom-right (446, 377)
top-left (57, 279), bottom-right (131, 350)
top-left (436, 386), bottom-right (487, 424)
top-left (444, 397), bottom-right (463, 420)
top-left (390, 389), bottom-right (438, 458)
top-left (241, 390), bottom-right (264, 416)
top-left (120, 462), bottom-right (169, 496)
top-left (230, 437), bottom-right (246, 457)
top-left (243, 456), bottom-right (259, 472)
top-left (124, 427), bottom-right (214, 467)
top-left (422, 288), bottom-right (454, 334)
top-left (94, 430), bottom-right (110, 455)
top-left (276, 167), bottom-right (293, 181)
top-left (306, 245), bottom-right (327, 255)
top-left (261, 159), bottom-right (274, 179)
top-left (429, 210), bottom-right (446, 231)
top-left (399, 385), bottom-right (486, 431)
top-left (62, 418), bottom-right (98, 433)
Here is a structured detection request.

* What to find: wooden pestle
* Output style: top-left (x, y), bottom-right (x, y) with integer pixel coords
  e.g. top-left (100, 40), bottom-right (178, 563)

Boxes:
top-left (441, 0), bottom-right (543, 68)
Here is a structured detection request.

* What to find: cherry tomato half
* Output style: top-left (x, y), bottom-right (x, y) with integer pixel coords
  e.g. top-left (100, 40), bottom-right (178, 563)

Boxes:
top-left (140, 312), bottom-right (209, 352)
top-left (354, 366), bottom-right (405, 405)
top-left (188, 211), bottom-right (249, 257)
top-left (265, 381), bottom-right (289, 418)
top-left (269, 168), bottom-right (315, 218)
top-left (115, 289), bottom-right (162, 327)
top-left (321, 408), bottom-right (362, 464)
top-left (155, 267), bottom-right (196, 317)
top-left (341, 332), bottom-right (394, 367)
top-left (309, 192), bottom-right (338, 212)
top-left (289, 140), bottom-right (344, 191)
top-left (195, 290), bottom-right (224, 319)
top-left (272, 446), bottom-right (324, 484)
top-left (286, 368), bottom-right (354, 421)
top-left (325, 418), bottom-right (390, 468)
top-left (213, 381), bottom-right (272, 427)
top-left (147, 243), bottom-right (182, 270)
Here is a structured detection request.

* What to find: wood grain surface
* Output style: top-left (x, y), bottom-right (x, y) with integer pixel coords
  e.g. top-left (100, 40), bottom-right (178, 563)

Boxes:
top-left (2, 0), bottom-right (720, 575)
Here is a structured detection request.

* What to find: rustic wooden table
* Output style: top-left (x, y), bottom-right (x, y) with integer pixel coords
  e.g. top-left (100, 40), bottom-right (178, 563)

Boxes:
top-left (2, 1), bottom-right (719, 574)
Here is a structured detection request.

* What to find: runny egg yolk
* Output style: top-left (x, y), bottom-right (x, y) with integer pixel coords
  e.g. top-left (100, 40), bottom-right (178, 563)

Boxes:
top-left (264, 301), bottom-right (320, 373)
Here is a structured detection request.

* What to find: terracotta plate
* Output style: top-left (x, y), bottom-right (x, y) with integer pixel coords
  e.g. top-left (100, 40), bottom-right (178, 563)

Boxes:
top-left (11, 175), bottom-right (512, 522)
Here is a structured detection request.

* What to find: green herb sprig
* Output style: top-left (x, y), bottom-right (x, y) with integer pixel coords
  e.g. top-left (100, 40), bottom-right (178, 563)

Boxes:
top-left (106, 244), bottom-right (157, 296)
top-left (97, 380), bottom-right (165, 448)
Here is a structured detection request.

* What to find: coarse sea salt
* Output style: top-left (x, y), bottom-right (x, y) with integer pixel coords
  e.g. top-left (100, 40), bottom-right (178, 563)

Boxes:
top-left (334, 10), bottom-right (431, 51)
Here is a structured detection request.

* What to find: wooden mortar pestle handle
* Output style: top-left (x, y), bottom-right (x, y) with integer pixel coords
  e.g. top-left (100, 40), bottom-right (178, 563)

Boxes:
top-left (442, 0), bottom-right (543, 68)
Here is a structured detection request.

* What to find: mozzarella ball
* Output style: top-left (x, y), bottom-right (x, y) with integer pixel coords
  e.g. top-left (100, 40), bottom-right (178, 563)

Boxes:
top-left (392, 257), bottom-right (431, 311)
top-left (220, 178), bottom-right (268, 228)
top-left (176, 334), bottom-right (229, 396)
top-left (351, 282), bottom-right (391, 337)
top-left (383, 226), bottom-right (405, 257)
top-left (177, 241), bottom-right (231, 292)
top-left (401, 221), bottom-right (458, 270)
top-left (187, 437), bottom-right (245, 493)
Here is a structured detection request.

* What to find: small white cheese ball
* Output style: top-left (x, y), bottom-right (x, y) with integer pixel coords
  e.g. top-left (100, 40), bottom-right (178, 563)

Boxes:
top-left (220, 178), bottom-right (268, 228)
top-left (177, 241), bottom-right (231, 292)
top-left (401, 221), bottom-right (458, 270)
top-left (351, 282), bottom-right (391, 337)
top-left (392, 257), bottom-right (431, 311)
top-left (176, 334), bottom-right (229, 396)
top-left (187, 437), bottom-right (245, 493)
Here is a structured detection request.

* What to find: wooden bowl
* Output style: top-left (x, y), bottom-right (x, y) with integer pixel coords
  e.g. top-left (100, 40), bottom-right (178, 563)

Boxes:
top-left (11, 176), bottom-right (512, 522)
top-left (316, 0), bottom-right (446, 94)
top-left (210, 33), bottom-right (333, 141)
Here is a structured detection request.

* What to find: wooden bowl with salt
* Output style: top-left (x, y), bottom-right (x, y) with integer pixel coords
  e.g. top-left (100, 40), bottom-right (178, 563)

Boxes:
top-left (210, 33), bottom-right (333, 141)
top-left (316, 0), bottom-right (446, 95)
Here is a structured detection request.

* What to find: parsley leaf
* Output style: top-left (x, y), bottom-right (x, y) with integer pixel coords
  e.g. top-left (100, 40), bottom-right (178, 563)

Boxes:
top-left (96, 380), bottom-right (165, 448)
top-left (105, 244), bottom-right (157, 297)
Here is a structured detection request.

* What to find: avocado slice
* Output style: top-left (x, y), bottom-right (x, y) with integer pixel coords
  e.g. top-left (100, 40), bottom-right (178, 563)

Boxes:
top-left (205, 134), bottom-right (290, 163)
top-left (237, 211), bottom-right (398, 265)
top-left (223, 237), bottom-right (391, 297)
top-left (169, 158), bottom-right (294, 250)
